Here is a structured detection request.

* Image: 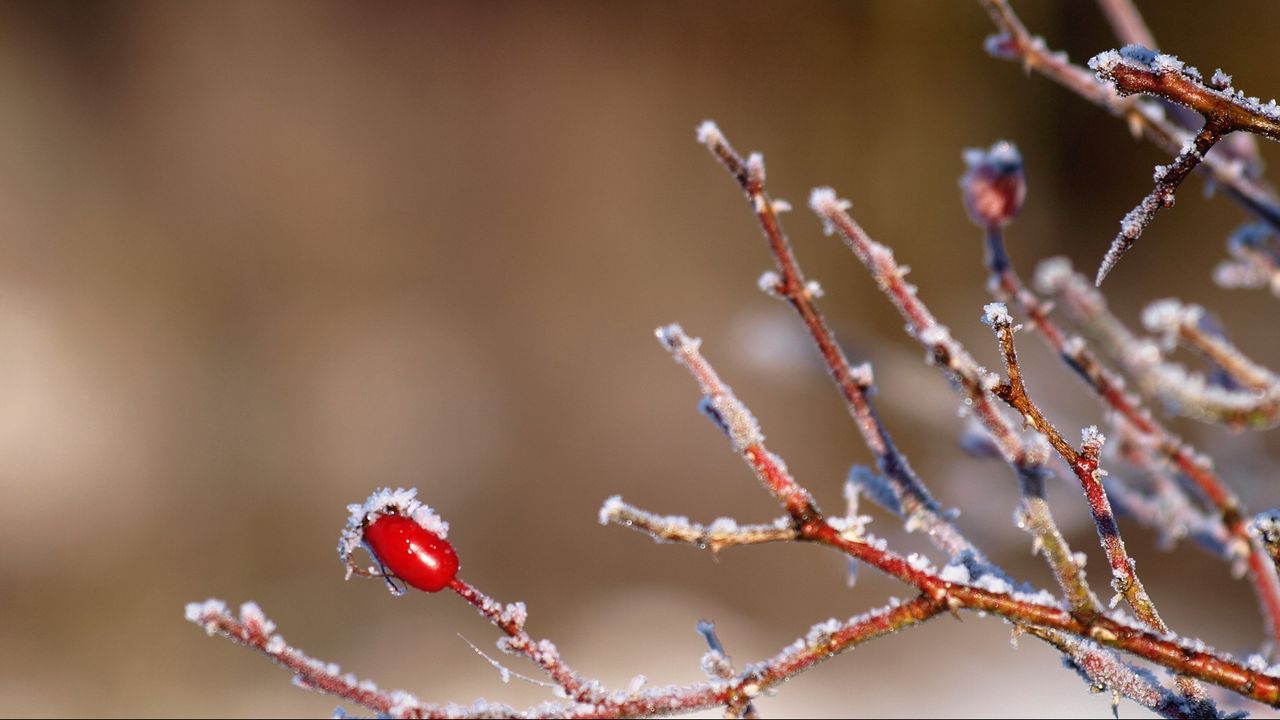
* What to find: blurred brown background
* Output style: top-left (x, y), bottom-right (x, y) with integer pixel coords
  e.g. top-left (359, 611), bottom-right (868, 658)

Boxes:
top-left (1, 1), bottom-right (1279, 717)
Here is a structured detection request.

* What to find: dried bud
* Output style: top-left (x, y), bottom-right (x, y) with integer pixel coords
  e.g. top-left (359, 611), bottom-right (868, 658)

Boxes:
top-left (961, 141), bottom-right (1026, 229)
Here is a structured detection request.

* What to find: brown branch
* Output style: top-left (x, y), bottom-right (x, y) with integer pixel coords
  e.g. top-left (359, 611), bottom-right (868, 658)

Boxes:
top-left (635, 324), bottom-right (1275, 708)
top-left (1037, 259), bottom-right (1280, 429)
top-left (1143, 298), bottom-right (1280, 393)
top-left (983, 305), bottom-right (1174, 640)
top-left (1091, 48), bottom-right (1280, 142)
top-left (979, 0), bottom-right (1280, 283)
top-left (1215, 224), bottom-right (1280, 297)
top-left (807, 186), bottom-right (1100, 619)
top-left (967, 166), bottom-right (1280, 640)
top-left (1094, 121), bottom-right (1223, 285)
top-left (696, 121), bottom-right (980, 561)
top-left (696, 620), bottom-right (758, 719)
top-left (598, 497), bottom-right (797, 551)
top-left (1253, 512), bottom-right (1280, 578)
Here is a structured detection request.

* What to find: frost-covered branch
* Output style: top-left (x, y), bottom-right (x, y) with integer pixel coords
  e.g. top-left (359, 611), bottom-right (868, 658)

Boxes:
top-left (185, 600), bottom-right (450, 719)
top-left (979, 0), bottom-right (1280, 281)
top-left (1215, 224), bottom-right (1280, 297)
top-left (1087, 44), bottom-right (1280, 283)
top-left (626, 321), bottom-right (1279, 708)
top-left (807, 185), bottom-right (1098, 618)
top-left (1091, 46), bottom-right (1280, 144)
top-left (962, 143), bottom-right (1272, 627)
top-left (697, 121), bottom-right (978, 561)
top-left (1036, 258), bottom-right (1280, 430)
top-left (982, 304), bottom-right (1182, 674)
top-left (1142, 298), bottom-right (1280, 394)
top-left (1028, 625), bottom-right (1197, 719)
top-left (598, 497), bottom-right (797, 551)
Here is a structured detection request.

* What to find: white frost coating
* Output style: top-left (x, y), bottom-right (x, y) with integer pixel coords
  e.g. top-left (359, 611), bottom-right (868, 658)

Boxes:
top-left (708, 517), bottom-right (739, 534)
top-left (500, 602), bottom-right (528, 628)
top-left (1080, 426), bottom-right (1107, 454)
top-left (700, 649), bottom-right (733, 679)
top-left (756, 270), bottom-right (781, 294)
top-left (338, 487), bottom-right (449, 567)
top-left (982, 302), bottom-right (1012, 327)
top-left (1032, 256), bottom-right (1074, 294)
top-left (185, 598), bottom-right (228, 624)
top-left (771, 199), bottom-right (792, 214)
top-left (626, 675), bottom-right (648, 694)
top-left (972, 573), bottom-right (1012, 595)
top-left (1151, 53), bottom-right (1185, 75)
top-left (695, 120), bottom-right (723, 146)
top-left (1140, 298), bottom-right (1195, 344)
top-left (1087, 49), bottom-right (1122, 75)
top-left (849, 362), bottom-right (874, 387)
top-left (808, 187), bottom-right (851, 236)
top-left (1211, 69), bottom-right (1233, 89)
top-left (905, 552), bottom-right (935, 574)
top-left (746, 153), bottom-right (765, 186)
top-left (657, 324), bottom-right (765, 451)
top-left (989, 140), bottom-right (1021, 167)
top-left (805, 617), bottom-right (843, 646)
top-left (939, 562), bottom-right (971, 585)
top-left (598, 495), bottom-right (624, 525)
top-left (240, 601), bottom-right (276, 635)
top-left (804, 280), bottom-right (824, 299)
top-left (917, 325), bottom-right (951, 347)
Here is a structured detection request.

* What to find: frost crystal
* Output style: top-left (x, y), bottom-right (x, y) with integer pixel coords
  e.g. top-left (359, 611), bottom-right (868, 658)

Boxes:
top-left (982, 302), bottom-right (1012, 327)
top-left (756, 270), bottom-right (782, 295)
top-left (939, 562), bottom-right (972, 585)
top-left (1080, 426), bottom-right (1106, 454)
top-left (695, 120), bottom-right (723, 146)
top-left (849, 362), bottom-right (874, 387)
top-left (598, 495), bottom-right (624, 525)
top-left (338, 488), bottom-right (449, 567)
top-left (1150, 53), bottom-right (1185, 75)
top-left (808, 187), bottom-right (851, 236)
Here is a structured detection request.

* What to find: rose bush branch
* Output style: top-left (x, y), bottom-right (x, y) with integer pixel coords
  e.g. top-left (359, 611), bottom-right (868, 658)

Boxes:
top-left (958, 142), bottom-right (1280, 640)
top-left (1142, 298), bottom-right (1280, 394)
top-left (979, 0), bottom-right (1280, 282)
top-left (695, 121), bottom-right (978, 561)
top-left (983, 305), bottom-right (1166, 625)
top-left (612, 323), bottom-right (1273, 711)
top-left (806, 184), bottom-right (1098, 618)
top-left (1088, 45), bottom-right (1280, 283)
top-left (1037, 259), bottom-right (1280, 430)
top-left (1215, 224), bottom-right (1280, 297)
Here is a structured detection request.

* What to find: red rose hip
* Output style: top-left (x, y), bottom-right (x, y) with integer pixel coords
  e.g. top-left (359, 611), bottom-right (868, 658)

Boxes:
top-left (363, 513), bottom-right (460, 592)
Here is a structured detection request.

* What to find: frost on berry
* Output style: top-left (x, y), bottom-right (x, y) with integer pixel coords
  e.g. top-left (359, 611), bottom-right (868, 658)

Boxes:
top-left (338, 487), bottom-right (457, 593)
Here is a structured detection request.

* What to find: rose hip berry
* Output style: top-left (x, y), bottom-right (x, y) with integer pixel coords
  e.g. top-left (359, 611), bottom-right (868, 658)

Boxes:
top-left (363, 513), bottom-right (460, 593)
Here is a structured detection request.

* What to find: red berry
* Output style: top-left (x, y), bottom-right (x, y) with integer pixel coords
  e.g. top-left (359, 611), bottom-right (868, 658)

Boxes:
top-left (362, 514), bottom-right (460, 593)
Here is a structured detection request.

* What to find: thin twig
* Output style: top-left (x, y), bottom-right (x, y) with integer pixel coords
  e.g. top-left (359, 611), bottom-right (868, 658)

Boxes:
top-left (1142, 298), bottom-right (1280, 393)
top-left (598, 498), bottom-right (797, 551)
top-left (807, 187), bottom-right (1100, 619)
top-left (967, 165), bottom-right (1280, 639)
top-left (696, 121), bottom-right (979, 561)
top-left (982, 305), bottom-right (1174, 637)
top-left (1215, 224), bottom-right (1280, 297)
top-left (696, 620), bottom-right (758, 719)
top-left (637, 325), bottom-right (1274, 707)
top-left (979, 0), bottom-right (1280, 279)
top-left (1036, 259), bottom-right (1280, 429)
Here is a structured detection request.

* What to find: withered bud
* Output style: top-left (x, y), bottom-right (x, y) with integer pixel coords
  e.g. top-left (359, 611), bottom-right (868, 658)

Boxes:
top-left (961, 141), bottom-right (1026, 229)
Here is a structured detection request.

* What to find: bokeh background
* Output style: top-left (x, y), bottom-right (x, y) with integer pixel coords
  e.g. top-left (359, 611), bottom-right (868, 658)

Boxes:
top-left (2, 2), bottom-right (1279, 717)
